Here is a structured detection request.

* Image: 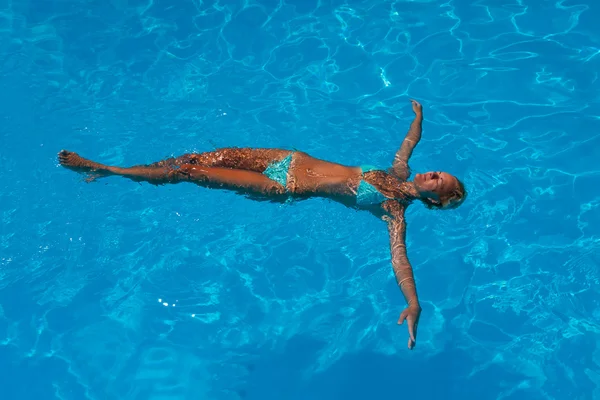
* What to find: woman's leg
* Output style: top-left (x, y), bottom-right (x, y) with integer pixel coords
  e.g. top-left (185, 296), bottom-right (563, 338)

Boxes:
top-left (58, 150), bottom-right (289, 197)
top-left (175, 164), bottom-right (287, 197)
top-left (59, 147), bottom-right (293, 175)
top-left (58, 150), bottom-right (178, 184)
top-left (176, 147), bottom-right (293, 172)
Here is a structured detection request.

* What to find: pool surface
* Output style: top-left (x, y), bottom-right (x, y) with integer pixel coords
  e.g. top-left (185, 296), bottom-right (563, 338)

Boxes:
top-left (1, 0), bottom-right (600, 399)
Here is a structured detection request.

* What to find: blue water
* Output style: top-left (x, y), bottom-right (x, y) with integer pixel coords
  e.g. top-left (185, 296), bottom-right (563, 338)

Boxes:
top-left (1, 0), bottom-right (600, 399)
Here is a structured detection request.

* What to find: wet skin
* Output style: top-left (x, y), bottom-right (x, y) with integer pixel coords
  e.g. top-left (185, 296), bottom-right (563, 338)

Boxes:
top-left (58, 100), bottom-right (463, 350)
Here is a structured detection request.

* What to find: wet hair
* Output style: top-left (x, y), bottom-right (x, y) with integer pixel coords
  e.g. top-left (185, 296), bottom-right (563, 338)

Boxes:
top-left (422, 177), bottom-right (466, 210)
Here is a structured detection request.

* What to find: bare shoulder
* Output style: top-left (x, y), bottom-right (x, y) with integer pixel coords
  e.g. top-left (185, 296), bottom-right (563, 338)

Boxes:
top-left (389, 162), bottom-right (410, 182)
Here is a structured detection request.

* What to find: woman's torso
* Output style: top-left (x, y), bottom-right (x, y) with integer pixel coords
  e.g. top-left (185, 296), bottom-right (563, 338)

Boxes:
top-left (287, 152), bottom-right (410, 207)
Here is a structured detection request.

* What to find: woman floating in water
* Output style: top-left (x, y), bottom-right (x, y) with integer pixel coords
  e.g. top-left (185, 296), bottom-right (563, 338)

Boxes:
top-left (59, 100), bottom-right (466, 349)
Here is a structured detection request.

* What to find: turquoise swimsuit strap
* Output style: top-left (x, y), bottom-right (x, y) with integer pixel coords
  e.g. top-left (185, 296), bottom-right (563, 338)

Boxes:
top-left (360, 165), bottom-right (380, 173)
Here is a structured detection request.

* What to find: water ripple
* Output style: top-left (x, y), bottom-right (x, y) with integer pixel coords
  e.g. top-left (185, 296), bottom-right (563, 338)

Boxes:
top-left (1, 0), bottom-right (600, 399)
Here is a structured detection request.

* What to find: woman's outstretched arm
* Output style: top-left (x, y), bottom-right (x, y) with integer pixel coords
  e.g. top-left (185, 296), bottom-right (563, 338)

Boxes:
top-left (390, 100), bottom-right (423, 181)
top-left (382, 200), bottom-right (422, 350)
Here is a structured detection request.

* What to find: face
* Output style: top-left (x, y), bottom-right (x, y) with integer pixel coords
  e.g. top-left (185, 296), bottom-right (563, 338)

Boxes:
top-left (413, 171), bottom-right (458, 199)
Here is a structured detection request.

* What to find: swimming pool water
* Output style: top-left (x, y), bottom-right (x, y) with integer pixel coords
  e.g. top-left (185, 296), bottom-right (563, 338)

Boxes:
top-left (1, 0), bottom-right (600, 399)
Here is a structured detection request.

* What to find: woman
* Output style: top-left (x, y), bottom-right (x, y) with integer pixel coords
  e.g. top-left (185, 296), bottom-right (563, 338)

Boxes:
top-left (58, 99), bottom-right (466, 350)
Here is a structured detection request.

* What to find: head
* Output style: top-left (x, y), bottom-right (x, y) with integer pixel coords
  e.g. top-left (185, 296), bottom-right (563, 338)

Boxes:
top-left (413, 171), bottom-right (466, 210)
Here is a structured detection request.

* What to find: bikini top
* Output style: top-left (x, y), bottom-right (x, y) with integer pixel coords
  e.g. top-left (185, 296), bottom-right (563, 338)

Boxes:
top-left (357, 165), bottom-right (412, 206)
top-left (356, 165), bottom-right (388, 206)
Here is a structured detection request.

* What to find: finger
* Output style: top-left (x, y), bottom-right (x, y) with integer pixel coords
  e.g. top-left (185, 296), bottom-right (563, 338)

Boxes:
top-left (408, 336), bottom-right (415, 350)
top-left (408, 321), bottom-right (416, 343)
top-left (398, 312), bottom-right (407, 325)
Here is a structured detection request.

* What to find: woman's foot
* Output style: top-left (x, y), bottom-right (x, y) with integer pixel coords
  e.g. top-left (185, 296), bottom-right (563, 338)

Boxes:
top-left (58, 150), bottom-right (104, 172)
top-left (58, 150), bottom-right (114, 183)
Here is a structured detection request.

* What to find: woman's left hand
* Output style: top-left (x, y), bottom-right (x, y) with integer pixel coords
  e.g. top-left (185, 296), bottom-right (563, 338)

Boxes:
top-left (410, 99), bottom-right (423, 115)
top-left (398, 304), bottom-right (421, 350)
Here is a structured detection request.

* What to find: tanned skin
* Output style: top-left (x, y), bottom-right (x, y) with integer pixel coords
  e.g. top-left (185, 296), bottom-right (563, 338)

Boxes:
top-left (59, 100), bottom-right (452, 350)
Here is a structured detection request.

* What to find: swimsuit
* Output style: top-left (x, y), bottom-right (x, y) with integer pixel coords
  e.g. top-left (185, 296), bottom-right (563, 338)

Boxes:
top-left (356, 165), bottom-right (388, 206)
top-left (262, 154), bottom-right (388, 206)
top-left (262, 153), bottom-right (293, 187)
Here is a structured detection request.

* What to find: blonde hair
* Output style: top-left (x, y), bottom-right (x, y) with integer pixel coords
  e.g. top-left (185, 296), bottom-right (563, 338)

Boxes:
top-left (422, 178), bottom-right (466, 210)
